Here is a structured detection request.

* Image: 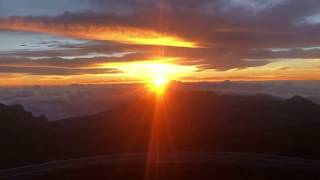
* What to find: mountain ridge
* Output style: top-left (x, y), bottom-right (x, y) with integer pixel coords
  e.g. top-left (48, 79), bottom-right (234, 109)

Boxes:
top-left (1, 90), bottom-right (320, 169)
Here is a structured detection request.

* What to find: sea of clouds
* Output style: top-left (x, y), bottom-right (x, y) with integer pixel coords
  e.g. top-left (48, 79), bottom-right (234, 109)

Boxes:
top-left (0, 81), bottom-right (319, 121)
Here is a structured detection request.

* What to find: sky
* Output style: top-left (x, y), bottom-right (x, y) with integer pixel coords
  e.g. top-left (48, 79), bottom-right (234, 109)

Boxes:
top-left (1, 0), bottom-right (320, 85)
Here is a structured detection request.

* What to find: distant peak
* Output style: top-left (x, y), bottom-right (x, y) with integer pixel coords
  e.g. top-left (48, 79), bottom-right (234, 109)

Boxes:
top-left (0, 103), bottom-right (48, 123)
top-left (285, 95), bottom-right (317, 107)
top-left (288, 95), bottom-right (309, 102)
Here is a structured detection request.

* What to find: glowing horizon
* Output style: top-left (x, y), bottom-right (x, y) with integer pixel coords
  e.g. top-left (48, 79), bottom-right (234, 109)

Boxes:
top-left (0, 58), bottom-right (320, 86)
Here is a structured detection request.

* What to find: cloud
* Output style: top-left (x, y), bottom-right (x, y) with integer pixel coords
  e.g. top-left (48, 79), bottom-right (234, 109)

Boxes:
top-left (0, 51), bottom-right (154, 76)
top-left (0, 65), bottom-right (120, 75)
top-left (0, 84), bottom-right (144, 120)
top-left (0, 13), bottom-right (198, 48)
top-left (0, 48), bottom-right (149, 63)
top-left (180, 80), bottom-right (320, 102)
top-left (0, 81), bottom-right (319, 120)
top-left (2, 0), bottom-right (320, 71)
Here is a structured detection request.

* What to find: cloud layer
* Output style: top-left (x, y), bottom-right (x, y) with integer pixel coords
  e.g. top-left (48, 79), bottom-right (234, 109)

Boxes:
top-left (1, 81), bottom-right (319, 120)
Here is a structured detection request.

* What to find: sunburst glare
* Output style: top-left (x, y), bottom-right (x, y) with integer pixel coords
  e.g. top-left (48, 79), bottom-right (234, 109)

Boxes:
top-left (102, 60), bottom-right (197, 93)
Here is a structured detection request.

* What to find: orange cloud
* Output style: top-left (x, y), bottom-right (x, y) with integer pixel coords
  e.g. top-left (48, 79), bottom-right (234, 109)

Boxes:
top-left (0, 18), bottom-right (199, 48)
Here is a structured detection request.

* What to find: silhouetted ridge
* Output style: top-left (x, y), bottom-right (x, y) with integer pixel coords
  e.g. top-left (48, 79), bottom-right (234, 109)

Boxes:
top-left (0, 103), bottom-right (55, 169)
top-left (1, 90), bottom-right (320, 169)
top-left (0, 103), bottom-right (48, 126)
top-left (286, 95), bottom-right (318, 107)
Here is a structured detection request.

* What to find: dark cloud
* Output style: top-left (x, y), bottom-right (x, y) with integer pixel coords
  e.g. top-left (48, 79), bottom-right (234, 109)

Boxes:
top-left (0, 65), bottom-right (120, 75)
top-left (246, 48), bottom-right (320, 59)
top-left (1, 0), bottom-right (320, 71)
top-left (0, 41), bottom-right (139, 59)
top-left (0, 50), bottom-right (153, 76)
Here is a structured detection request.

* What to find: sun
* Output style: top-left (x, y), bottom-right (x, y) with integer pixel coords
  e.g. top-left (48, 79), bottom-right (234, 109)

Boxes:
top-left (149, 75), bottom-right (170, 94)
top-left (154, 76), bottom-right (169, 87)
top-left (102, 61), bottom-right (197, 93)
